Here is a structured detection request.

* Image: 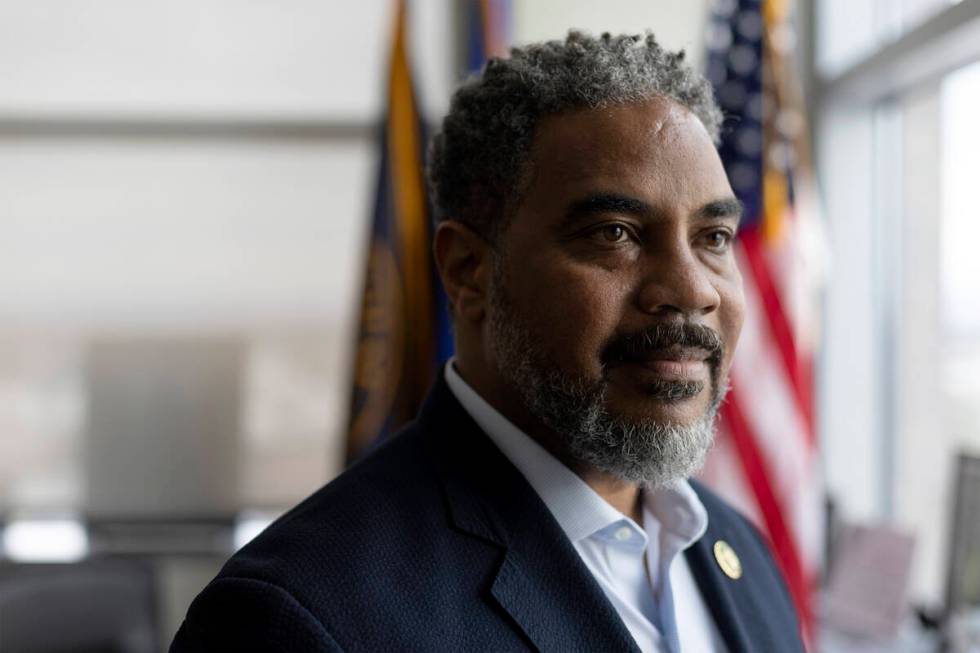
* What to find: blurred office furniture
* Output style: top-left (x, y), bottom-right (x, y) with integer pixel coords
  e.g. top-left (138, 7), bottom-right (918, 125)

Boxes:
top-left (824, 494), bottom-right (841, 585)
top-left (0, 559), bottom-right (158, 653)
top-left (84, 338), bottom-right (243, 523)
top-left (942, 453), bottom-right (980, 651)
top-left (945, 453), bottom-right (980, 614)
top-left (86, 516), bottom-right (234, 557)
top-left (825, 523), bottom-right (917, 640)
top-left (820, 452), bottom-right (980, 652)
top-left (76, 337), bottom-right (249, 649)
top-left (819, 622), bottom-right (940, 653)
top-left (820, 521), bottom-right (931, 652)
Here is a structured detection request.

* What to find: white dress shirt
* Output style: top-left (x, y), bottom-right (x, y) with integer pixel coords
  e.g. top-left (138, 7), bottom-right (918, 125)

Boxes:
top-left (445, 361), bottom-right (726, 653)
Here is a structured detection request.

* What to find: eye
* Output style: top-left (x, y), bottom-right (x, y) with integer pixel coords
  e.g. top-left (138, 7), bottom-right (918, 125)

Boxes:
top-left (594, 224), bottom-right (631, 243)
top-left (702, 229), bottom-right (735, 252)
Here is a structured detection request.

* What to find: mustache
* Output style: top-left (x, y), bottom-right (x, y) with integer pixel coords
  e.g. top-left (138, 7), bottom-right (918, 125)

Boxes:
top-left (601, 322), bottom-right (724, 368)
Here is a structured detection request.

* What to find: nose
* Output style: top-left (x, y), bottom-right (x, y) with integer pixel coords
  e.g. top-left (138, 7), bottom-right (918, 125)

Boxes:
top-left (635, 243), bottom-right (721, 317)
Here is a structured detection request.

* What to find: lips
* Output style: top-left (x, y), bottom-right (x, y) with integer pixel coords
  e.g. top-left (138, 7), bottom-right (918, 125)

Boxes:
top-left (634, 358), bottom-right (707, 375)
top-left (620, 346), bottom-right (711, 380)
top-left (600, 324), bottom-right (723, 395)
top-left (637, 345), bottom-right (711, 363)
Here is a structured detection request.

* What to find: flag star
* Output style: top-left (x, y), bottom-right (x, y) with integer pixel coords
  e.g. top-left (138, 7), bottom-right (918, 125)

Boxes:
top-left (746, 93), bottom-right (764, 121)
top-left (729, 44), bottom-right (758, 76)
top-left (728, 162), bottom-right (759, 191)
top-left (736, 128), bottom-right (763, 156)
top-left (712, 0), bottom-right (737, 18)
top-left (706, 21), bottom-right (734, 52)
top-left (736, 10), bottom-right (764, 41)
top-left (707, 58), bottom-right (729, 86)
top-left (719, 80), bottom-right (748, 109)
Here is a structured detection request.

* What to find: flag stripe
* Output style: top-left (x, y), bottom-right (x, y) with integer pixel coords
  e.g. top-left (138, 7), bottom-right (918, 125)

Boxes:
top-left (730, 254), bottom-right (822, 577)
top-left (702, 425), bottom-right (764, 526)
top-left (478, 0), bottom-right (509, 59)
top-left (389, 1), bottom-right (435, 404)
top-left (721, 387), bottom-right (812, 638)
top-left (703, 0), bottom-right (821, 641)
top-left (738, 229), bottom-right (815, 444)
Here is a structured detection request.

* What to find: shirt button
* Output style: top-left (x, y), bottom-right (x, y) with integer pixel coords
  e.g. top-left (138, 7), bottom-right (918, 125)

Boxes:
top-left (615, 526), bottom-right (632, 541)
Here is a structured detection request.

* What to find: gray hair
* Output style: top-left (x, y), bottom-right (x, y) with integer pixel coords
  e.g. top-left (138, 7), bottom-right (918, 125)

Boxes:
top-left (426, 30), bottom-right (723, 240)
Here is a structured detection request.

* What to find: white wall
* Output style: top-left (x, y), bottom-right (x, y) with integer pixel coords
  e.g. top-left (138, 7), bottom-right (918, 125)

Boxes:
top-left (0, 0), bottom-right (452, 121)
top-left (0, 0), bottom-right (453, 336)
top-left (0, 0), bottom-right (711, 333)
top-left (514, 0), bottom-right (709, 70)
top-left (1, 137), bottom-right (372, 331)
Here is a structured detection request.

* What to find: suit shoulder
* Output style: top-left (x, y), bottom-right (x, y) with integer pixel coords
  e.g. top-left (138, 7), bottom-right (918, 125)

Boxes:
top-left (171, 576), bottom-right (343, 652)
top-left (217, 423), bottom-right (444, 588)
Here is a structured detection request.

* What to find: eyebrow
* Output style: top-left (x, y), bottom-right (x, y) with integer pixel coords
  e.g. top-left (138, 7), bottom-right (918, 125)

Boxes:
top-left (559, 193), bottom-right (652, 232)
top-left (694, 197), bottom-right (744, 224)
top-left (559, 192), bottom-right (745, 231)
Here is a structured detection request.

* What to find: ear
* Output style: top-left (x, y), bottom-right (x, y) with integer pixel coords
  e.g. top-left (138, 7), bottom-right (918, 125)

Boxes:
top-left (433, 220), bottom-right (492, 324)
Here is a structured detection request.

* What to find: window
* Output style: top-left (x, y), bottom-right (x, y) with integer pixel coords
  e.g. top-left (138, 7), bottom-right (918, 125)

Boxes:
top-left (941, 60), bottom-right (980, 457)
top-left (817, 0), bottom-right (980, 606)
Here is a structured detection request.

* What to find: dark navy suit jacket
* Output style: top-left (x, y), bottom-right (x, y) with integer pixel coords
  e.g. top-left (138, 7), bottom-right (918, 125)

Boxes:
top-left (171, 374), bottom-right (803, 652)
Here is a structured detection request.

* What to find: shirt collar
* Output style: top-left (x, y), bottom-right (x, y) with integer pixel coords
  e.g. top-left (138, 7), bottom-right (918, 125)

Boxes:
top-left (445, 359), bottom-right (618, 542)
top-left (644, 478), bottom-right (709, 548)
top-left (444, 359), bottom-right (708, 549)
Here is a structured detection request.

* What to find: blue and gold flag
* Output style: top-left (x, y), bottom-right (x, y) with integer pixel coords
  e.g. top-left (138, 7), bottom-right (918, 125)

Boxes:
top-left (345, 1), bottom-right (453, 464)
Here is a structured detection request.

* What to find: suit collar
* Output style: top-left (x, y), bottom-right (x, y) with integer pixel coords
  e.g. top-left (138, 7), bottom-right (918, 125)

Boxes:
top-left (418, 374), bottom-right (640, 653)
top-left (684, 481), bottom-right (754, 653)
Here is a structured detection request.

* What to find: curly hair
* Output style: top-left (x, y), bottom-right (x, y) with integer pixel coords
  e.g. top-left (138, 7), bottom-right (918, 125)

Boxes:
top-left (426, 30), bottom-right (722, 241)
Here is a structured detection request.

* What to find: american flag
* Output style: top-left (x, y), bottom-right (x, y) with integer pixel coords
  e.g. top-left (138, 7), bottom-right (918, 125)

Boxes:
top-left (465, 0), bottom-right (511, 73)
top-left (699, 0), bottom-right (825, 641)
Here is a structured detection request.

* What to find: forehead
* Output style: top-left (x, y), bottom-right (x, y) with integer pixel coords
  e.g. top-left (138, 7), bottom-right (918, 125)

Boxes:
top-left (520, 97), bottom-right (730, 210)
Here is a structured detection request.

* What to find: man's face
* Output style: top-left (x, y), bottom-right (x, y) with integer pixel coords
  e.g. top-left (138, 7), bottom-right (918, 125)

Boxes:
top-left (485, 97), bottom-right (745, 483)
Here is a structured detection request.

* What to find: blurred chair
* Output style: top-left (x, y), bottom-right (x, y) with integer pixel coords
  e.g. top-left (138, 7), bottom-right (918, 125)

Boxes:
top-left (0, 559), bottom-right (157, 653)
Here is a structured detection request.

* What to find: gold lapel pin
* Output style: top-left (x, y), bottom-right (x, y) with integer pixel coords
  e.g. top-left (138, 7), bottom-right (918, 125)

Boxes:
top-left (713, 540), bottom-right (742, 580)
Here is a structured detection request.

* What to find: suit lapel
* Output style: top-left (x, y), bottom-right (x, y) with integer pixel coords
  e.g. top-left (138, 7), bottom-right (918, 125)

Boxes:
top-left (685, 534), bottom-right (752, 653)
top-left (485, 478), bottom-right (641, 653)
top-left (419, 375), bottom-right (640, 653)
top-left (683, 482), bottom-right (805, 653)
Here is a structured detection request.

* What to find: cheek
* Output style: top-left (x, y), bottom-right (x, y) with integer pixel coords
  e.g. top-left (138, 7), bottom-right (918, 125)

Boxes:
top-left (511, 260), bottom-right (630, 372)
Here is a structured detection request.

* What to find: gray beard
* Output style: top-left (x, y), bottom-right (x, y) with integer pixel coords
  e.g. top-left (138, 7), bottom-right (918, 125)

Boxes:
top-left (486, 267), bottom-right (726, 488)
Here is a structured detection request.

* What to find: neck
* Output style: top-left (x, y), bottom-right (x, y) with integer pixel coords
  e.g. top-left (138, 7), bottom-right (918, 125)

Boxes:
top-left (516, 414), bottom-right (644, 522)
top-left (454, 354), bottom-right (644, 523)
top-left (567, 460), bottom-right (644, 523)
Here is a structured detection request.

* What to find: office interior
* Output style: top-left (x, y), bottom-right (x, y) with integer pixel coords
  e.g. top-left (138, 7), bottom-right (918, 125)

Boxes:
top-left (1, 0), bottom-right (979, 651)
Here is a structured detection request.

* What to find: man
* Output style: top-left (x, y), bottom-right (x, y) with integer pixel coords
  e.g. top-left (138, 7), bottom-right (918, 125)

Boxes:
top-left (172, 31), bottom-right (804, 652)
